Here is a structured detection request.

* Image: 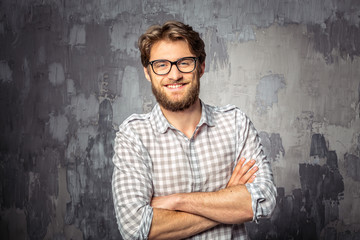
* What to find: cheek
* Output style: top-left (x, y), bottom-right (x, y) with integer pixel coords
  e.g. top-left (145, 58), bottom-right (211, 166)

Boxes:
top-left (150, 76), bottom-right (165, 88)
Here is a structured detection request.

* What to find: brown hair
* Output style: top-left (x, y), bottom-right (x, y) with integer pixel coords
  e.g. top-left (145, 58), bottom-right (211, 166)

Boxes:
top-left (138, 21), bottom-right (206, 67)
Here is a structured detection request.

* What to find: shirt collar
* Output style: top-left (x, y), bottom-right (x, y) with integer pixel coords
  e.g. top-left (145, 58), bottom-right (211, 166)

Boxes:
top-left (153, 104), bottom-right (171, 134)
top-left (153, 100), bottom-right (215, 134)
top-left (198, 100), bottom-right (215, 128)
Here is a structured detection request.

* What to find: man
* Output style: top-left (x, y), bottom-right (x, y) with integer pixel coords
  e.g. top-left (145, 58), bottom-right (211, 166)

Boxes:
top-left (112, 21), bottom-right (277, 239)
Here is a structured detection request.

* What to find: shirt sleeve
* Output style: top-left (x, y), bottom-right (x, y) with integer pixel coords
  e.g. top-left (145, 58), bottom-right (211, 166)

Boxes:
top-left (235, 111), bottom-right (277, 223)
top-left (112, 123), bottom-right (154, 239)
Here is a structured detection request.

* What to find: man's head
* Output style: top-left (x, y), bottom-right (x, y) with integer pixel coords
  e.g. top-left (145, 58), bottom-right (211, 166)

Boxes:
top-left (138, 21), bottom-right (206, 68)
top-left (138, 21), bottom-right (206, 112)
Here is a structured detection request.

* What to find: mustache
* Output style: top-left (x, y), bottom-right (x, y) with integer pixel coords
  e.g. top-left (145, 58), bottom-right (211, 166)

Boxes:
top-left (163, 81), bottom-right (188, 85)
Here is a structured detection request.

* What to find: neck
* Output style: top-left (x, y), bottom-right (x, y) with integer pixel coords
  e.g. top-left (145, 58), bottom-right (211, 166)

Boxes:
top-left (160, 99), bottom-right (202, 138)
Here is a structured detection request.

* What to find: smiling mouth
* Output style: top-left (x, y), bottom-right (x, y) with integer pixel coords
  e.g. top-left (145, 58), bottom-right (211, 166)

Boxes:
top-left (165, 83), bottom-right (187, 89)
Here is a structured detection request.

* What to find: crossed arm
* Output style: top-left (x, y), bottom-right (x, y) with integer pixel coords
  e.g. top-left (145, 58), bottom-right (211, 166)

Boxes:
top-left (148, 157), bottom-right (258, 240)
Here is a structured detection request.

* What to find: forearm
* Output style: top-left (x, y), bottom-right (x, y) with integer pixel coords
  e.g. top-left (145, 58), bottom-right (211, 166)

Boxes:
top-left (168, 185), bottom-right (253, 224)
top-left (148, 208), bottom-right (218, 240)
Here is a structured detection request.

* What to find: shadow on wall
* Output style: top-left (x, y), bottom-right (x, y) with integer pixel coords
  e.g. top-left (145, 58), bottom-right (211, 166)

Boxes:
top-left (246, 134), bottom-right (355, 240)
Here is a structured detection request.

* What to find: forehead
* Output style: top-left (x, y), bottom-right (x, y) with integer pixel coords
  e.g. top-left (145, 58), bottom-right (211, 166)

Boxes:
top-left (150, 39), bottom-right (193, 61)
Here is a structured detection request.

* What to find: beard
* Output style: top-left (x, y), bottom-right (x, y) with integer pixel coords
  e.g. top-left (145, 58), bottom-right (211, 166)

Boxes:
top-left (151, 74), bottom-right (200, 112)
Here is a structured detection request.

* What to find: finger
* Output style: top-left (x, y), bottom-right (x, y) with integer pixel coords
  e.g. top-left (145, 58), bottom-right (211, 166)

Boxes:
top-left (234, 157), bottom-right (246, 173)
top-left (239, 165), bottom-right (258, 184)
top-left (227, 157), bottom-right (246, 187)
top-left (227, 158), bottom-right (257, 187)
top-left (231, 159), bottom-right (257, 185)
top-left (235, 159), bottom-right (256, 180)
top-left (246, 175), bottom-right (256, 183)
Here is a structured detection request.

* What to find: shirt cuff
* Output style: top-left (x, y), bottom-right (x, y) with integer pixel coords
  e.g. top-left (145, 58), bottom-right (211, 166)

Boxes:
top-left (117, 204), bottom-right (153, 239)
top-left (139, 205), bottom-right (154, 239)
top-left (245, 182), bottom-right (276, 223)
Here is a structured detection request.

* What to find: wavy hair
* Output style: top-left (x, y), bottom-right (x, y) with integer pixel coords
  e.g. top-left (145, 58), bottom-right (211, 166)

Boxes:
top-left (138, 21), bottom-right (206, 67)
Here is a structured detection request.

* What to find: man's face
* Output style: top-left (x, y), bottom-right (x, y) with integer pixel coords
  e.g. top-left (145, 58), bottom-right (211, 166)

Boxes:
top-left (144, 39), bottom-right (205, 112)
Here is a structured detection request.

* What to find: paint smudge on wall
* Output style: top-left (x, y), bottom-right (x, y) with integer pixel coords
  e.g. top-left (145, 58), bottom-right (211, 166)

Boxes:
top-left (109, 17), bottom-right (142, 57)
top-left (70, 93), bottom-right (99, 123)
top-left (259, 131), bottom-right (285, 162)
top-left (69, 24), bottom-right (86, 47)
top-left (238, 25), bottom-right (256, 42)
top-left (203, 27), bottom-right (229, 70)
top-left (345, 153), bottom-right (360, 182)
top-left (113, 65), bottom-right (142, 124)
top-left (48, 63), bottom-right (65, 86)
top-left (0, 61), bottom-right (12, 83)
top-left (310, 134), bottom-right (328, 158)
top-left (308, 13), bottom-right (360, 64)
top-left (256, 74), bottom-right (286, 114)
top-left (49, 113), bottom-right (69, 142)
top-left (65, 99), bottom-right (118, 240)
top-left (246, 134), bottom-right (345, 239)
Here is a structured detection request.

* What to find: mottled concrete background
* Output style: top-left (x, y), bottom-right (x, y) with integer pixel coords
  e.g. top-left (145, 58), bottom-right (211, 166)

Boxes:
top-left (1, 0), bottom-right (359, 239)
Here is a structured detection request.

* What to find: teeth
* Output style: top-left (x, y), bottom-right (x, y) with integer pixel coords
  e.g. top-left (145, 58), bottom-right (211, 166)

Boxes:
top-left (167, 84), bottom-right (182, 89)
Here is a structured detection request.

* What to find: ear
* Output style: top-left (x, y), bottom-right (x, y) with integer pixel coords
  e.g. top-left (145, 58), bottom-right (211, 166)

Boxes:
top-left (199, 61), bottom-right (205, 78)
top-left (143, 66), bottom-right (151, 82)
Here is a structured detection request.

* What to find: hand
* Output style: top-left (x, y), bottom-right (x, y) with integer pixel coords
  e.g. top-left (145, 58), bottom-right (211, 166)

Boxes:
top-left (226, 158), bottom-right (258, 187)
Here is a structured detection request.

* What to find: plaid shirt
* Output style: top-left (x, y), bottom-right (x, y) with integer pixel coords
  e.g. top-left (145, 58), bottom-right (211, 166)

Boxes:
top-left (112, 101), bottom-right (277, 239)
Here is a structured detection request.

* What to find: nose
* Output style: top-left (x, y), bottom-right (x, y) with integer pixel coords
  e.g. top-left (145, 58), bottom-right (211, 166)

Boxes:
top-left (167, 64), bottom-right (183, 81)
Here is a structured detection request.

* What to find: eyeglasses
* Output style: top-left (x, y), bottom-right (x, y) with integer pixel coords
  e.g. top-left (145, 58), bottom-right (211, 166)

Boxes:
top-left (148, 57), bottom-right (198, 75)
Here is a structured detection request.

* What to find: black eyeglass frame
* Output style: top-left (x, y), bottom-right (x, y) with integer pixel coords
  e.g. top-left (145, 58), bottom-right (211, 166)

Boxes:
top-left (148, 57), bottom-right (198, 75)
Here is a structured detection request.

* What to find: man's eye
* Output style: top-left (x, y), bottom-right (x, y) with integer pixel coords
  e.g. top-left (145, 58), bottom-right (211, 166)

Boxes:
top-left (154, 61), bottom-right (168, 68)
top-left (179, 61), bottom-right (190, 66)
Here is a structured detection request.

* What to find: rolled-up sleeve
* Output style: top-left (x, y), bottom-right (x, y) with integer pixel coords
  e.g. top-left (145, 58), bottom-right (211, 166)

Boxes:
top-left (112, 123), bottom-right (153, 239)
top-left (236, 111), bottom-right (277, 222)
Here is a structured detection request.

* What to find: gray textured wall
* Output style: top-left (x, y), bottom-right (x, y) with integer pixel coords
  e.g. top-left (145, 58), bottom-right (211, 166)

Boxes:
top-left (1, 0), bottom-right (359, 239)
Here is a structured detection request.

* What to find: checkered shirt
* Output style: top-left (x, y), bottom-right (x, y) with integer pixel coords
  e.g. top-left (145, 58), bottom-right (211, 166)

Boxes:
top-left (112, 101), bottom-right (277, 239)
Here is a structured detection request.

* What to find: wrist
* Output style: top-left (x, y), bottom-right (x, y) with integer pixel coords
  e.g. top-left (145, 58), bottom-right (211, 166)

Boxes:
top-left (171, 193), bottom-right (184, 211)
